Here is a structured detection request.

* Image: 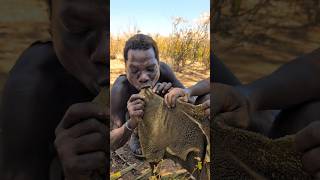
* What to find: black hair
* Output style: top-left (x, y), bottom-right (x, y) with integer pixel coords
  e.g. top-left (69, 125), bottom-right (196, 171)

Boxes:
top-left (123, 34), bottom-right (159, 62)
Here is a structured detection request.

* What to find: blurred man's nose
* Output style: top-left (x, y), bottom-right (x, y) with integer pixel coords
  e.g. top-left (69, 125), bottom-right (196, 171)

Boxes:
top-left (139, 73), bottom-right (150, 84)
top-left (91, 31), bottom-right (107, 65)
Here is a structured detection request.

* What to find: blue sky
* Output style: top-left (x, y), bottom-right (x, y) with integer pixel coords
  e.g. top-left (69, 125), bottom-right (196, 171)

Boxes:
top-left (111, 0), bottom-right (209, 36)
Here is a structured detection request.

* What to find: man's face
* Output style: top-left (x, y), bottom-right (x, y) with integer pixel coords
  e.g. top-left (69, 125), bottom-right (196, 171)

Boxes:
top-left (125, 48), bottom-right (160, 90)
top-left (51, 0), bottom-right (108, 95)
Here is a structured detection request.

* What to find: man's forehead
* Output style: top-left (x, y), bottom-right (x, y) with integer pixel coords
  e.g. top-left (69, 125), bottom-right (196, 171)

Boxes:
top-left (58, 0), bottom-right (108, 16)
top-left (128, 48), bottom-right (156, 59)
top-left (129, 60), bottom-right (157, 67)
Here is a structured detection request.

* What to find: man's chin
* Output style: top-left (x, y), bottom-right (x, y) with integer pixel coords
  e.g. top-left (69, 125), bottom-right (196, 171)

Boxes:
top-left (98, 78), bottom-right (109, 87)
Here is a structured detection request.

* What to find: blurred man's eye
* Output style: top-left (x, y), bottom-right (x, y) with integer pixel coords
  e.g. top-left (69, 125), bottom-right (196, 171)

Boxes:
top-left (147, 65), bottom-right (156, 72)
top-left (62, 19), bottom-right (91, 35)
top-left (69, 27), bottom-right (91, 35)
top-left (131, 69), bottom-right (138, 74)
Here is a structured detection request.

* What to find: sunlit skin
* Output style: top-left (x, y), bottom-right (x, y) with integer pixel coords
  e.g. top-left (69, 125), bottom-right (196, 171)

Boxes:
top-left (213, 50), bottom-right (320, 178)
top-left (0, 0), bottom-right (108, 180)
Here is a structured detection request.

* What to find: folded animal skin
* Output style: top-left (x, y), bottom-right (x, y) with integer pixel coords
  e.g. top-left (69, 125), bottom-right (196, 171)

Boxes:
top-left (212, 120), bottom-right (311, 179)
top-left (138, 88), bottom-right (210, 178)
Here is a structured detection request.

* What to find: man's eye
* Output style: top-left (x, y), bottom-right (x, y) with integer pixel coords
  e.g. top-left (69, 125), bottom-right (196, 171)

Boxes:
top-left (147, 68), bottom-right (154, 72)
top-left (64, 24), bottom-right (90, 35)
top-left (70, 28), bottom-right (90, 35)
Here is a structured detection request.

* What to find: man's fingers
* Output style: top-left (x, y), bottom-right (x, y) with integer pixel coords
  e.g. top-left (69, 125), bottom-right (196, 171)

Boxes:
top-left (128, 101), bottom-right (144, 113)
top-left (211, 94), bottom-right (224, 117)
top-left (211, 83), bottom-right (236, 116)
top-left (60, 103), bottom-right (106, 130)
top-left (128, 94), bottom-right (145, 103)
top-left (295, 121), bottom-right (320, 153)
top-left (152, 83), bottom-right (161, 93)
top-left (73, 151), bottom-right (105, 172)
top-left (131, 110), bottom-right (144, 117)
top-left (172, 95), bottom-right (181, 107)
top-left (165, 93), bottom-right (175, 108)
top-left (130, 99), bottom-right (145, 106)
top-left (155, 83), bottom-right (166, 94)
top-left (205, 108), bottom-right (210, 118)
top-left (202, 100), bottom-right (210, 109)
top-left (74, 132), bottom-right (106, 154)
top-left (67, 119), bottom-right (105, 138)
top-left (164, 93), bottom-right (170, 107)
top-left (133, 103), bottom-right (144, 111)
top-left (162, 82), bottom-right (172, 94)
top-left (301, 147), bottom-right (320, 174)
top-left (215, 112), bottom-right (247, 129)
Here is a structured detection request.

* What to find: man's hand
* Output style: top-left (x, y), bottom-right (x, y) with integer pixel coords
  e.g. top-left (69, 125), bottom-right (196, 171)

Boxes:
top-left (153, 82), bottom-right (172, 96)
top-left (127, 94), bottom-right (145, 120)
top-left (202, 99), bottom-right (210, 119)
top-left (54, 102), bottom-right (107, 180)
top-left (295, 121), bottom-right (320, 179)
top-left (164, 87), bottom-right (190, 108)
top-left (212, 83), bottom-right (251, 129)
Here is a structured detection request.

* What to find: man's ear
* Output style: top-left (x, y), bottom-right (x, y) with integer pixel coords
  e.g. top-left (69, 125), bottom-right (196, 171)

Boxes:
top-left (124, 61), bottom-right (128, 72)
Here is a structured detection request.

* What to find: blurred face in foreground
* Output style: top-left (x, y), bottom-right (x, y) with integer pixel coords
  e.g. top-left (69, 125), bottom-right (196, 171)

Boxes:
top-left (51, 0), bottom-right (109, 94)
top-left (125, 48), bottom-right (160, 90)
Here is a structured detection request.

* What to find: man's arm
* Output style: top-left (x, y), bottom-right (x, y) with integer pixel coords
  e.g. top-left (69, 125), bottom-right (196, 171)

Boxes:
top-left (0, 43), bottom-right (63, 180)
top-left (110, 77), bottom-right (145, 150)
top-left (110, 76), bottom-right (130, 129)
top-left (1, 75), bottom-right (58, 180)
top-left (239, 48), bottom-right (320, 111)
top-left (186, 78), bottom-right (210, 96)
top-left (164, 78), bottom-right (210, 108)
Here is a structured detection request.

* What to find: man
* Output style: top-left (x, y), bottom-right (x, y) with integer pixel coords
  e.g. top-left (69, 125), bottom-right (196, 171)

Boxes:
top-left (110, 34), bottom-right (185, 156)
top-left (212, 50), bottom-right (320, 178)
top-left (0, 0), bottom-right (108, 179)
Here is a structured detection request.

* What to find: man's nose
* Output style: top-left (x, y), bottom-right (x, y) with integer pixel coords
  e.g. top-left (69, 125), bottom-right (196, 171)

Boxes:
top-left (139, 73), bottom-right (150, 84)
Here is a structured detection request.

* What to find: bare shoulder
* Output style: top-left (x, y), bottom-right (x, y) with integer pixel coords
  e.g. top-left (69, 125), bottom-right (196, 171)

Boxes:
top-left (159, 61), bottom-right (172, 74)
top-left (159, 61), bottom-right (184, 88)
top-left (111, 75), bottom-right (131, 104)
top-left (4, 42), bottom-right (60, 97)
top-left (112, 75), bottom-right (129, 94)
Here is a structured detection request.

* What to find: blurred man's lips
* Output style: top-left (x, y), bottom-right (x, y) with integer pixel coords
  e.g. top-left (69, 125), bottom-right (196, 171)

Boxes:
top-left (140, 84), bottom-right (152, 89)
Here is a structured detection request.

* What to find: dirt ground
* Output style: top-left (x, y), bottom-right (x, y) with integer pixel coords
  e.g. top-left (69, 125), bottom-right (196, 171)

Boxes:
top-left (110, 143), bottom-right (191, 179)
top-left (214, 26), bottom-right (320, 84)
top-left (214, 0), bottom-right (320, 84)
